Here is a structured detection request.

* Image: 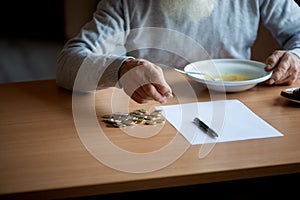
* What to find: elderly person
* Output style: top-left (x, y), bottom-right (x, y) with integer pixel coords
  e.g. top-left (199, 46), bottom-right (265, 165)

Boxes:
top-left (56, 0), bottom-right (300, 104)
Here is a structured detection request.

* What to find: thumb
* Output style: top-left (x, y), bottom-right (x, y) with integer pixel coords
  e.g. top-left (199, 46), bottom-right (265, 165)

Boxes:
top-left (265, 50), bottom-right (285, 71)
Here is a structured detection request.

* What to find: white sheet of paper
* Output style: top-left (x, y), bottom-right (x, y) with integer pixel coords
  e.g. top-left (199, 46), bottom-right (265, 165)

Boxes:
top-left (155, 100), bottom-right (283, 145)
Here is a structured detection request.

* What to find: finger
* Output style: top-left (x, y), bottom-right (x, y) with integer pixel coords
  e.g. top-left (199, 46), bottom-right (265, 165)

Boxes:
top-left (135, 85), bottom-right (155, 101)
top-left (141, 84), bottom-right (168, 104)
top-left (146, 65), bottom-right (173, 97)
top-left (274, 75), bottom-right (296, 85)
top-left (268, 61), bottom-right (290, 84)
top-left (130, 90), bottom-right (151, 104)
top-left (153, 83), bottom-right (173, 98)
top-left (136, 61), bottom-right (172, 101)
top-left (130, 84), bottom-right (167, 104)
top-left (273, 66), bottom-right (298, 85)
top-left (122, 79), bottom-right (141, 98)
top-left (264, 50), bottom-right (285, 71)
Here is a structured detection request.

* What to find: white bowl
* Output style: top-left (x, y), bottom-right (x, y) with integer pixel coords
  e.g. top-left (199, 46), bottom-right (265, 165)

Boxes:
top-left (184, 59), bottom-right (272, 92)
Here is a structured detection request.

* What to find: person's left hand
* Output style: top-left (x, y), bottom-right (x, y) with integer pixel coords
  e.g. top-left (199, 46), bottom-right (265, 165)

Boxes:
top-left (264, 50), bottom-right (300, 85)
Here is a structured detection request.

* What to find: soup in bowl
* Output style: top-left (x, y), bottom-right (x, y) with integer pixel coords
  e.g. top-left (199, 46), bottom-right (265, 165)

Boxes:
top-left (184, 59), bottom-right (272, 92)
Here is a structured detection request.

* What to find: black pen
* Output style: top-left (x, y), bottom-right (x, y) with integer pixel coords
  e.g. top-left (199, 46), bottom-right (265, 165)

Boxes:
top-left (193, 117), bottom-right (219, 139)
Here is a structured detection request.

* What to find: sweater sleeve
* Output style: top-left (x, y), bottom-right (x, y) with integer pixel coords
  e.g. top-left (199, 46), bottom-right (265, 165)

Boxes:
top-left (56, 0), bottom-right (131, 92)
top-left (259, 0), bottom-right (300, 58)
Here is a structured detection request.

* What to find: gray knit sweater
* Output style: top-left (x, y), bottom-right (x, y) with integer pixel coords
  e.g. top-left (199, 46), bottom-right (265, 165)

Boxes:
top-left (56, 0), bottom-right (300, 91)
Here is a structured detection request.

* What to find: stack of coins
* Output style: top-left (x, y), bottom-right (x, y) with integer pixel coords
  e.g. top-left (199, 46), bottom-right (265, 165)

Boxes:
top-left (101, 109), bottom-right (165, 128)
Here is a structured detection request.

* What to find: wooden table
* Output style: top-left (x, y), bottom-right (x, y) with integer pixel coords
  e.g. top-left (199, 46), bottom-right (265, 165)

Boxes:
top-left (1, 71), bottom-right (300, 199)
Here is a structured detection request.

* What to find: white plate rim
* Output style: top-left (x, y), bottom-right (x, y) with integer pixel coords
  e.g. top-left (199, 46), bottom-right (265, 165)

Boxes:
top-left (184, 58), bottom-right (272, 86)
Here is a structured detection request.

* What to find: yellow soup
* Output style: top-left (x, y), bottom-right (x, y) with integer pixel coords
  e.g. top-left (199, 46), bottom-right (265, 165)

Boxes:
top-left (214, 74), bottom-right (252, 81)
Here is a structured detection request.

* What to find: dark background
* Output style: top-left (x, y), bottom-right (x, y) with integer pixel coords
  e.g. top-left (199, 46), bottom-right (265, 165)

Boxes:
top-left (0, 0), bottom-right (299, 84)
top-left (0, 1), bottom-right (65, 40)
top-left (0, 1), bottom-right (66, 83)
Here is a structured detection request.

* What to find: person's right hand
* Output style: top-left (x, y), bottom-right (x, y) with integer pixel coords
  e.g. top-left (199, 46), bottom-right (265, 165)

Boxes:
top-left (119, 58), bottom-right (173, 104)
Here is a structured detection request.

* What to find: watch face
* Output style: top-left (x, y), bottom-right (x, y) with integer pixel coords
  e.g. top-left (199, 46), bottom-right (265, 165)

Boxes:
top-left (280, 87), bottom-right (300, 103)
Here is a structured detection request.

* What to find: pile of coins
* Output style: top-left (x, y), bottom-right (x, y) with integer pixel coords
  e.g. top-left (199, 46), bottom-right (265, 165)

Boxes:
top-left (101, 109), bottom-right (165, 128)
